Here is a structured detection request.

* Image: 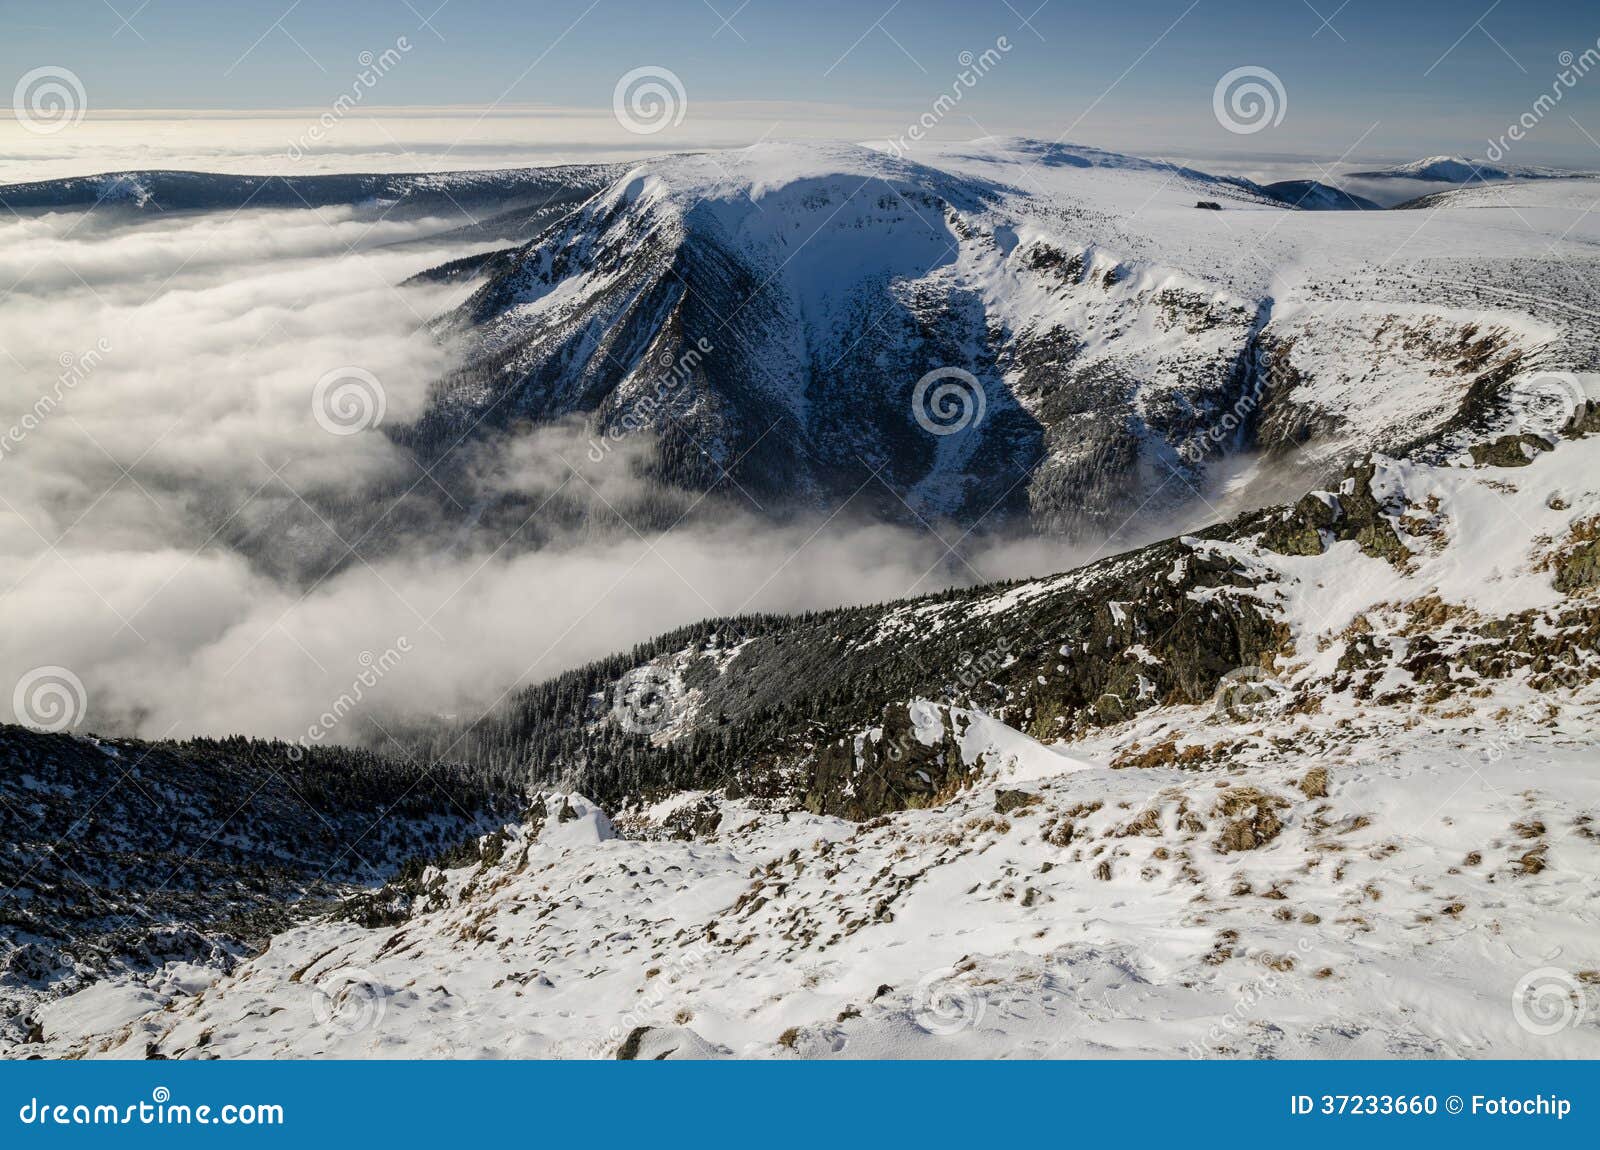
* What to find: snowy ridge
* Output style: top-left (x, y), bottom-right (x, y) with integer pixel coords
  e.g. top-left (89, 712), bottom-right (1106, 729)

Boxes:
top-left (406, 138), bottom-right (1597, 540)
top-left (1347, 156), bottom-right (1577, 183)
top-left (25, 422), bottom-right (1600, 1060)
top-left (0, 165), bottom-right (621, 215)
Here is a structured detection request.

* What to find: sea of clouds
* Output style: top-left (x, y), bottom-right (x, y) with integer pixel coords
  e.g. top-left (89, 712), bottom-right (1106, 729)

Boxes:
top-left (0, 198), bottom-right (1129, 748)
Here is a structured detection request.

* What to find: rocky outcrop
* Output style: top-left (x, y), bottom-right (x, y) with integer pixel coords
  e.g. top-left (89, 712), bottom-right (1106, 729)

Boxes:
top-left (1553, 523), bottom-right (1600, 594)
top-left (615, 1025), bottom-right (727, 1059)
top-left (806, 704), bottom-right (978, 820)
top-left (1261, 460), bottom-right (1406, 563)
top-left (994, 789), bottom-right (1042, 815)
top-left (1470, 433), bottom-right (1550, 467)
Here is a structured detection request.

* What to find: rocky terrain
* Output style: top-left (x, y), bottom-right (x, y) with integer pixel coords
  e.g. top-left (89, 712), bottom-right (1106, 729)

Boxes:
top-left (393, 139), bottom-right (1587, 542)
top-left (9, 376), bottom-right (1600, 1058)
top-left (3, 141), bottom-right (1599, 1059)
top-left (0, 728), bottom-right (521, 1048)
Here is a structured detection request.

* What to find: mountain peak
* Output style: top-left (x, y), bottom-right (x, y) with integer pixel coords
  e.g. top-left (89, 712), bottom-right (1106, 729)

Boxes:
top-left (1347, 154), bottom-right (1572, 182)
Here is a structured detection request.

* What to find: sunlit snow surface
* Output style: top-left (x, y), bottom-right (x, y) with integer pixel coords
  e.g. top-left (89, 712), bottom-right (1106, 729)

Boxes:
top-left (10, 141), bottom-right (1600, 1060)
top-left (31, 433), bottom-right (1600, 1060)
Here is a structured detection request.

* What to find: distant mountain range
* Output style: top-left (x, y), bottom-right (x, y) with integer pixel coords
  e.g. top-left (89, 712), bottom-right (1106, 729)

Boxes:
top-left (0, 166), bottom-right (619, 241)
top-left (5, 143), bottom-right (1572, 566)
top-left (1346, 154), bottom-right (1577, 183)
top-left (1255, 179), bottom-right (1381, 211)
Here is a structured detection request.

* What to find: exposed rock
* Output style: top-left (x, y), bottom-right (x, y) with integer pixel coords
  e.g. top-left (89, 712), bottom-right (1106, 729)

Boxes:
top-left (1471, 433), bottom-right (1550, 467)
top-left (661, 797), bottom-right (724, 841)
top-left (1562, 401), bottom-right (1600, 439)
top-left (1261, 460), bottom-right (1407, 563)
top-left (994, 789), bottom-right (1041, 815)
top-left (1553, 521), bottom-right (1600, 593)
top-left (806, 703), bottom-right (977, 820)
top-left (615, 1025), bottom-right (727, 1060)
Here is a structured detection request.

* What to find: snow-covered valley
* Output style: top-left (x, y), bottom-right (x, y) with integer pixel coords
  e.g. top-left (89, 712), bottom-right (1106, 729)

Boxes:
top-left (3, 138), bottom-right (1599, 1060)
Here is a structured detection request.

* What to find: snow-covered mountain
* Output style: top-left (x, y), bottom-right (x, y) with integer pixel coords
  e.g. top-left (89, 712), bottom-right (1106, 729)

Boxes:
top-left (0, 165), bottom-right (619, 220)
top-left (1256, 179), bottom-right (1381, 211)
top-left (17, 393), bottom-right (1600, 1058)
top-left (1346, 155), bottom-right (1573, 183)
top-left (6, 138), bottom-right (1600, 1060)
top-left (401, 139), bottom-right (1589, 540)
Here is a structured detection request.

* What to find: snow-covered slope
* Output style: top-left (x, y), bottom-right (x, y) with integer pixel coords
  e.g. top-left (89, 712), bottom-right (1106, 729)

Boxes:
top-left (407, 138), bottom-right (1597, 539)
top-left (1395, 175), bottom-right (1600, 211)
top-left (38, 721), bottom-right (1600, 1060)
top-left (23, 398), bottom-right (1600, 1060)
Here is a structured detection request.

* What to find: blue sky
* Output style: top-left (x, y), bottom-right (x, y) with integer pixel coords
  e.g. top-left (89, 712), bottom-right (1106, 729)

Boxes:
top-left (6, 0), bottom-right (1600, 164)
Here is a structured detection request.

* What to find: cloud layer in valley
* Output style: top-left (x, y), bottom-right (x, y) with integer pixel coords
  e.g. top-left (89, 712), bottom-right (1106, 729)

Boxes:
top-left (0, 202), bottom-right (1134, 749)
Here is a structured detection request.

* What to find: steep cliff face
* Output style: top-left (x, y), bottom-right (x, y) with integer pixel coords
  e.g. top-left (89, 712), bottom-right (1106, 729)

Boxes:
top-left (398, 142), bottom-right (1574, 544)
